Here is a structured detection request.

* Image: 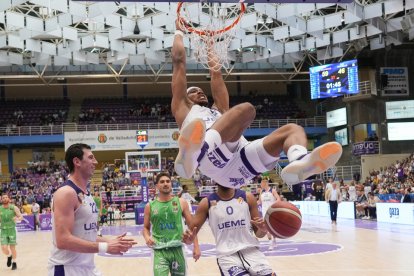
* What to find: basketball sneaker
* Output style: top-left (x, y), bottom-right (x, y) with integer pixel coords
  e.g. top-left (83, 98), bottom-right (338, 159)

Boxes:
top-left (7, 255), bottom-right (12, 267)
top-left (281, 142), bottom-right (342, 186)
top-left (175, 118), bottom-right (207, 179)
top-left (11, 262), bottom-right (17, 270)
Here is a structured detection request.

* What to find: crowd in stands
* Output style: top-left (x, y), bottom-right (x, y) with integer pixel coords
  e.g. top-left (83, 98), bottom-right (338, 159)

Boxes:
top-left (296, 153), bottom-right (414, 219)
top-left (79, 98), bottom-right (174, 125)
top-left (0, 161), bottom-right (69, 225)
top-left (0, 99), bottom-right (70, 129)
top-left (77, 108), bottom-right (116, 124)
top-left (1, 152), bottom-right (413, 225)
top-left (78, 95), bottom-right (305, 124)
top-left (0, 95), bottom-right (307, 133)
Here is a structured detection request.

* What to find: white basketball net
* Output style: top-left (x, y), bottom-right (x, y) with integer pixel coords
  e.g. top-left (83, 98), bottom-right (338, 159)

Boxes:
top-left (177, 2), bottom-right (245, 72)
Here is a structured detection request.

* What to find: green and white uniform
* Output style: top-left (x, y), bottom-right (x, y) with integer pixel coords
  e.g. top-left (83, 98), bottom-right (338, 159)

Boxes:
top-left (0, 204), bottom-right (17, 245)
top-left (150, 196), bottom-right (186, 276)
top-left (93, 196), bottom-right (102, 213)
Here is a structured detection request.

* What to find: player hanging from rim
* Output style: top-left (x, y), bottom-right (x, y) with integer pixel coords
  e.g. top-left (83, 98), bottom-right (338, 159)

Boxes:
top-left (257, 177), bottom-right (281, 251)
top-left (171, 19), bottom-right (342, 188)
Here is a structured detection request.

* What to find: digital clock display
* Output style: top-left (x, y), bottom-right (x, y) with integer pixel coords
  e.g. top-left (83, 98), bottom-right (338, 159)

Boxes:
top-left (136, 130), bottom-right (149, 146)
top-left (310, 59), bottom-right (359, 99)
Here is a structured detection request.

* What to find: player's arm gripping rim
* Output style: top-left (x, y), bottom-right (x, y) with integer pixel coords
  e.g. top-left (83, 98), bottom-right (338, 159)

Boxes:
top-left (171, 19), bottom-right (193, 128)
top-left (207, 44), bottom-right (229, 114)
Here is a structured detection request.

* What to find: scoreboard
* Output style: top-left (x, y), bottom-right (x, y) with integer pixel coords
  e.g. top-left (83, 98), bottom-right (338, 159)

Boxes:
top-left (310, 59), bottom-right (359, 100)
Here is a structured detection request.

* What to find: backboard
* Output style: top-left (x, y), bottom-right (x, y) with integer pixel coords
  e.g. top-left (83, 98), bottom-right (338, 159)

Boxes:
top-left (125, 151), bottom-right (161, 173)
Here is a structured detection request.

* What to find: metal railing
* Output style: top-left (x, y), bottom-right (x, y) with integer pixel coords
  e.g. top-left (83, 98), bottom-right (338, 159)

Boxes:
top-left (344, 80), bottom-right (373, 98)
top-left (0, 116), bottom-right (326, 136)
top-left (322, 165), bottom-right (361, 181)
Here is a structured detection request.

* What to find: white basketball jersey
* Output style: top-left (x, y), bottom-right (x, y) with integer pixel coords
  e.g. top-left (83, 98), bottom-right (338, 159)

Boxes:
top-left (182, 104), bottom-right (222, 129)
top-left (260, 188), bottom-right (276, 217)
top-left (348, 186), bottom-right (356, 201)
top-left (207, 190), bottom-right (259, 257)
top-left (48, 181), bottom-right (99, 268)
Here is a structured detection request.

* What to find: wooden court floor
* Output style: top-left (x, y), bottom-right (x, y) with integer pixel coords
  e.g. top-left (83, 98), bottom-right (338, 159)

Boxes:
top-left (2, 215), bottom-right (414, 276)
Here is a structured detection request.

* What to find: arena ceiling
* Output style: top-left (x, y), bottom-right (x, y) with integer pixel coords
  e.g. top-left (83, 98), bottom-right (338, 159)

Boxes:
top-left (0, 0), bottom-right (413, 84)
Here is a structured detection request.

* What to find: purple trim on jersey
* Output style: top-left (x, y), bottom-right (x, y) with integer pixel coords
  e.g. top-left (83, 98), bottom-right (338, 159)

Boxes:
top-left (207, 189), bottom-right (247, 209)
top-left (234, 189), bottom-right (247, 201)
top-left (217, 259), bottom-right (225, 276)
top-left (54, 265), bottom-right (65, 276)
top-left (197, 142), bottom-right (210, 163)
top-left (263, 187), bottom-right (272, 194)
top-left (59, 180), bottom-right (90, 196)
top-left (215, 148), bottom-right (230, 162)
top-left (240, 148), bottom-right (259, 176)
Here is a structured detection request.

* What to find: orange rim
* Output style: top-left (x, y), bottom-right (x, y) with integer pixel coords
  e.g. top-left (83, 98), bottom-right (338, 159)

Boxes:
top-left (177, 2), bottom-right (246, 36)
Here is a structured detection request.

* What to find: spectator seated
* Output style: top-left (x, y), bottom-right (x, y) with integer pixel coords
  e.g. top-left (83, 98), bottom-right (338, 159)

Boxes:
top-left (0, 99), bottom-right (70, 127)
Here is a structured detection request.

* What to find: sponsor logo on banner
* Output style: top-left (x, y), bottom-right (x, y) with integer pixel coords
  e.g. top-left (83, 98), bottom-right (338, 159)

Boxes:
top-left (142, 186), bottom-right (148, 203)
top-left (65, 129), bottom-right (179, 151)
top-left (97, 133), bottom-right (107, 143)
top-left (389, 207), bottom-right (399, 218)
top-left (352, 141), bottom-right (379, 156)
top-left (172, 131), bottom-right (180, 141)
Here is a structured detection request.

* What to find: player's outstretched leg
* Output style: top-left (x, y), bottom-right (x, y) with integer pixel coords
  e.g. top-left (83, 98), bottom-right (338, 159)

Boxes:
top-left (175, 118), bottom-right (207, 178)
top-left (281, 142), bottom-right (342, 186)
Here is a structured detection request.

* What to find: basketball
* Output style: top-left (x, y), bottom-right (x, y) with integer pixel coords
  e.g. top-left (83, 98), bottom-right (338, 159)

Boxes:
top-left (264, 201), bottom-right (302, 239)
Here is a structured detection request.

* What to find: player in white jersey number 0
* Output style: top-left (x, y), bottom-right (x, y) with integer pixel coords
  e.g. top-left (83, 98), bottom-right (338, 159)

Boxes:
top-left (183, 183), bottom-right (276, 276)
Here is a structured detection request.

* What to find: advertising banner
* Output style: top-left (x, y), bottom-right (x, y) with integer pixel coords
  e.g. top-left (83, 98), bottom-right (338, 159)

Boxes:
top-left (376, 203), bottom-right (414, 225)
top-left (65, 129), bottom-right (179, 151)
top-left (292, 201), bottom-right (355, 219)
top-left (39, 213), bottom-right (52, 231)
top-left (352, 141), bottom-right (379, 156)
top-left (16, 215), bottom-right (35, 232)
top-left (134, 206), bottom-right (145, 225)
top-left (380, 67), bottom-right (409, 96)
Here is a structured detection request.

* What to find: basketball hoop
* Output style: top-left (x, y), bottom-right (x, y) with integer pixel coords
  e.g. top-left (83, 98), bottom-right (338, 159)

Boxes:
top-left (177, 1), bottom-right (246, 71)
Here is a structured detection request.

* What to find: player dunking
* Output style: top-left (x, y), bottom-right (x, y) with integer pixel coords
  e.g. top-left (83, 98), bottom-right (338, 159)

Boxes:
top-left (171, 20), bottom-right (342, 188)
top-left (48, 143), bottom-right (136, 276)
top-left (258, 178), bottom-right (281, 251)
top-left (183, 184), bottom-right (276, 276)
top-left (0, 193), bottom-right (23, 270)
